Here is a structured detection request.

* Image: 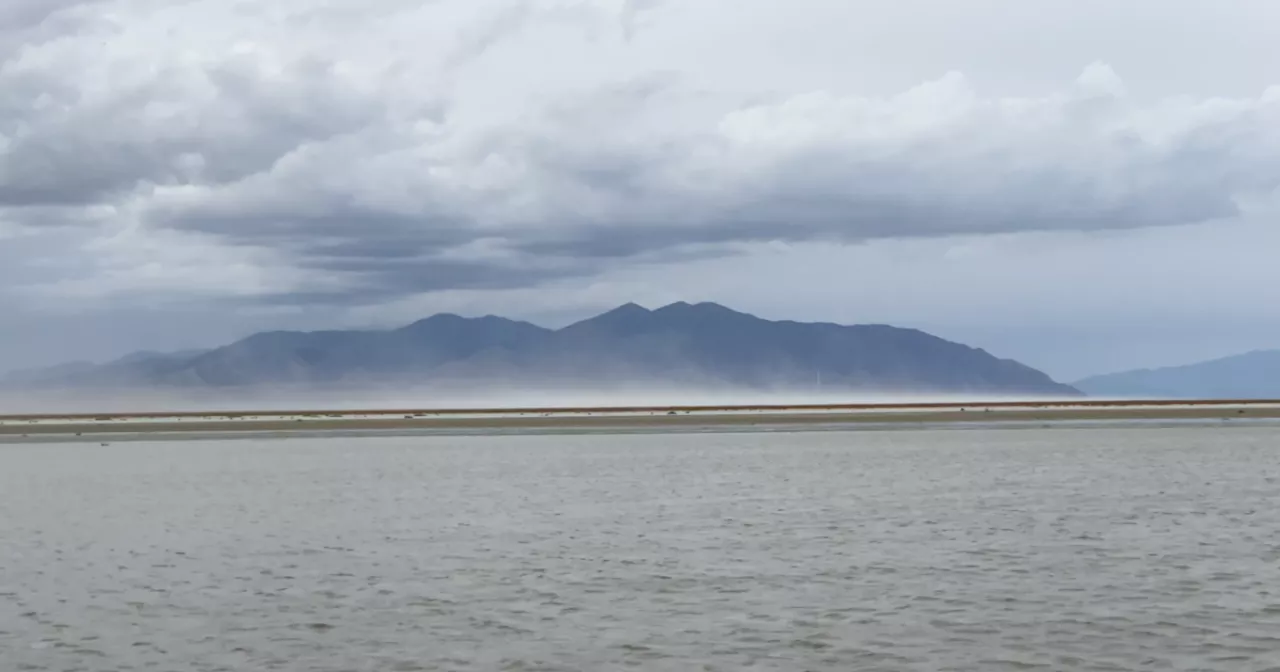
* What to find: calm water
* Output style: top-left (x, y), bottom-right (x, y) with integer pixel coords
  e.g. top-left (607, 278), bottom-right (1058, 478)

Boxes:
top-left (3, 426), bottom-right (1280, 671)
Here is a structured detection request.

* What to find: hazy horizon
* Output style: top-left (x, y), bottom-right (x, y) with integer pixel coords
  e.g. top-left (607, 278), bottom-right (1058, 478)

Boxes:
top-left (0, 386), bottom-right (1099, 416)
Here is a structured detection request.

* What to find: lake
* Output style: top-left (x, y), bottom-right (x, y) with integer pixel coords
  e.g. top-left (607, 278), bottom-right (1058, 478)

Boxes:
top-left (3, 426), bottom-right (1279, 671)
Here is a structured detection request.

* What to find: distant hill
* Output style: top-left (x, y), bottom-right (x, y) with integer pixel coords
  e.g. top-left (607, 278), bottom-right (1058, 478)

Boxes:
top-left (1074, 350), bottom-right (1280, 399)
top-left (3, 302), bottom-right (1079, 396)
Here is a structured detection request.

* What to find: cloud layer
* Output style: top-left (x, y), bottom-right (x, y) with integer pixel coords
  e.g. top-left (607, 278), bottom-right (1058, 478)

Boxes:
top-left (3, 0), bottom-right (1279, 308)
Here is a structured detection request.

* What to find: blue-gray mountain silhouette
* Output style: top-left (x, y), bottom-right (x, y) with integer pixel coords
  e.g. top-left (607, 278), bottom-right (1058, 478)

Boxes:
top-left (6, 302), bottom-right (1078, 395)
top-left (1074, 350), bottom-right (1280, 399)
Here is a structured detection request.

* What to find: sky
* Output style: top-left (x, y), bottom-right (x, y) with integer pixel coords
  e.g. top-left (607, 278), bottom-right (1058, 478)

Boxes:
top-left (2, 0), bottom-right (1279, 381)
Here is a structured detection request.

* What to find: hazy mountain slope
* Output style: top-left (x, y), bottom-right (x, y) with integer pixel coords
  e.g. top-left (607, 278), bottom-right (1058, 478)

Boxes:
top-left (3, 302), bottom-right (1079, 396)
top-left (500, 302), bottom-right (1074, 393)
top-left (4, 350), bottom-right (208, 389)
top-left (1074, 350), bottom-right (1280, 399)
top-left (166, 315), bottom-right (551, 386)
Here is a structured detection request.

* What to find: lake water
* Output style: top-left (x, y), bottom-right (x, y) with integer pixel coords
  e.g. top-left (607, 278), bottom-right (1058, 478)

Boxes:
top-left (3, 426), bottom-right (1280, 671)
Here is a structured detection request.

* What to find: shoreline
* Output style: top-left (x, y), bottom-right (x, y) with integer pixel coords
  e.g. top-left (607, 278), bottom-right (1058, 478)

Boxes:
top-left (3, 399), bottom-right (1280, 442)
top-left (5, 397), bottom-right (1280, 422)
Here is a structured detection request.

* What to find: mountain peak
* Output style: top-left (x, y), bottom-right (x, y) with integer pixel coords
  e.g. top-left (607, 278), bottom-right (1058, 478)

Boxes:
top-left (652, 301), bottom-right (757, 326)
top-left (400, 313), bottom-right (467, 330)
top-left (609, 302), bottom-right (652, 315)
top-left (655, 301), bottom-right (739, 314)
top-left (561, 303), bottom-right (653, 333)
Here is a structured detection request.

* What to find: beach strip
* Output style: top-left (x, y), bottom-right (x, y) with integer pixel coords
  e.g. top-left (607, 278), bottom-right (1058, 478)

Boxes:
top-left (3, 399), bottom-right (1279, 441)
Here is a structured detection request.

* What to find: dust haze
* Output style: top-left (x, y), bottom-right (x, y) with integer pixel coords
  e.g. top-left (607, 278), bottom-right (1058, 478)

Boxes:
top-left (0, 382), bottom-right (1081, 416)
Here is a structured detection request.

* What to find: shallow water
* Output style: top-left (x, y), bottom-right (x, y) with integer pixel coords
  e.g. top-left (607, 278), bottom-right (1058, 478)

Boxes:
top-left (3, 426), bottom-right (1280, 671)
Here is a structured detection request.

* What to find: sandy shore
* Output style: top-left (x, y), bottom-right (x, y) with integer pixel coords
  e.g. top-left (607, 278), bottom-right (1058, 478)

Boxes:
top-left (2, 399), bottom-right (1279, 441)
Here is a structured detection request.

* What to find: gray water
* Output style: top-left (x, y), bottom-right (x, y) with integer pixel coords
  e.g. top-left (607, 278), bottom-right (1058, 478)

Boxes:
top-left (3, 427), bottom-right (1280, 671)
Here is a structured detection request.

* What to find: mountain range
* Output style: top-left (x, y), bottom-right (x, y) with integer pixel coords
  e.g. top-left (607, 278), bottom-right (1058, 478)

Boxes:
top-left (3, 302), bottom-right (1080, 397)
top-left (1073, 350), bottom-right (1280, 399)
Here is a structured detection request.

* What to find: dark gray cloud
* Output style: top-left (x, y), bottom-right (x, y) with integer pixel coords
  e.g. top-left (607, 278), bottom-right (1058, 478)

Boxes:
top-left (251, 259), bottom-right (583, 306)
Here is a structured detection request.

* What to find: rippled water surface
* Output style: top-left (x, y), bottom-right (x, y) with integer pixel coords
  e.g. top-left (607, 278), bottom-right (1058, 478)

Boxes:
top-left (4, 426), bottom-right (1280, 671)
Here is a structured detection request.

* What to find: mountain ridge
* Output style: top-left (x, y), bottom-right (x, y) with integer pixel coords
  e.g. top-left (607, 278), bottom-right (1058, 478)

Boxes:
top-left (4, 302), bottom-right (1080, 396)
top-left (1074, 349), bottom-right (1280, 399)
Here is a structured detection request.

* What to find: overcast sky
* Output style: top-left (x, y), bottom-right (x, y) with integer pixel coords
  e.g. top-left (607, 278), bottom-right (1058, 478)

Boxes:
top-left (2, 0), bottom-right (1279, 380)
